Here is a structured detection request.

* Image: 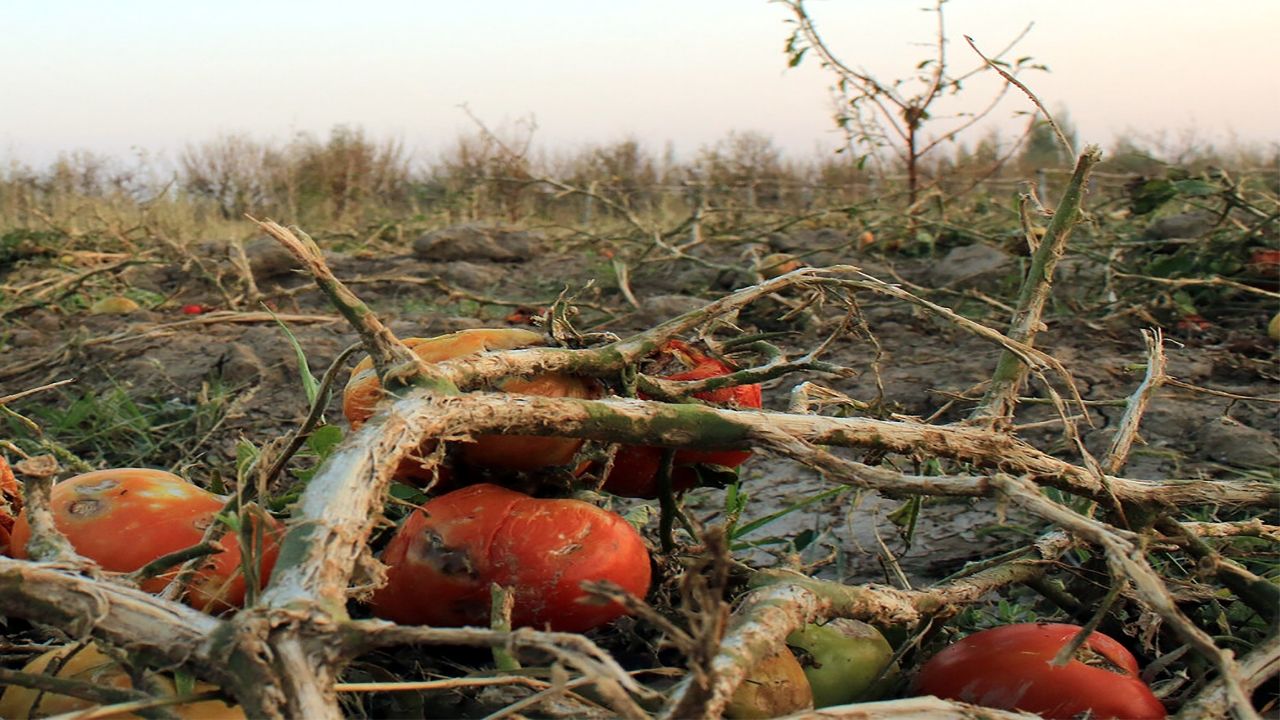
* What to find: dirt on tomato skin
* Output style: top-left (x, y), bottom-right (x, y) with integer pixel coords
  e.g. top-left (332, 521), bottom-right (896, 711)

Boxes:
top-left (1, 236), bottom-right (1276, 588)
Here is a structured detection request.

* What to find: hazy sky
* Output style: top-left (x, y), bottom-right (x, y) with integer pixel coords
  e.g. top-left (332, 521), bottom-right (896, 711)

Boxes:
top-left (2, 1), bottom-right (1277, 167)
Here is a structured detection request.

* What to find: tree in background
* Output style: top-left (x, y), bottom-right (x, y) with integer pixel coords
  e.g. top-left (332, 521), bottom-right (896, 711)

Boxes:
top-left (777, 0), bottom-right (1047, 207)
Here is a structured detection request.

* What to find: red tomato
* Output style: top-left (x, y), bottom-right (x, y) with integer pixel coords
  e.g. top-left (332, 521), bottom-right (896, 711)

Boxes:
top-left (181, 304), bottom-right (211, 315)
top-left (371, 484), bottom-right (651, 633)
top-left (603, 340), bottom-right (762, 498)
top-left (914, 623), bottom-right (1166, 719)
top-left (0, 456), bottom-right (20, 556)
top-left (8, 468), bottom-right (281, 613)
top-left (343, 329), bottom-right (596, 483)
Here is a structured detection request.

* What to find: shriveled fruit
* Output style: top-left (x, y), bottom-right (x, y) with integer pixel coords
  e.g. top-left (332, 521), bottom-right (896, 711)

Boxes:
top-left (343, 328), bottom-right (596, 481)
top-left (725, 646), bottom-right (814, 719)
top-left (914, 622), bottom-right (1166, 719)
top-left (371, 483), bottom-right (651, 633)
top-left (757, 252), bottom-right (804, 279)
top-left (0, 455), bottom-right (21, 556)
top-left (0, 642), bottom-right (243, 719)
top-left (787, 618), bottom-right (898, 707)
top-left (603, 340), bottom-right (762, 498)
top-left (88, 295), bottom-right (141, 315)
top-left (8, 468), bottom-right (281, 613)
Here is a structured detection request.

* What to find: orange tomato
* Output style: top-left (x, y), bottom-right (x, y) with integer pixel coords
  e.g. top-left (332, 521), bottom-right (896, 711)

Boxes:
top-left (9, 468), bottom-right (280, 613)
top-left (343, 329), bottom-right (596, 482)
top-left (371, 484), bottom-right (651, 633)
top-left (0, 455), bottom-right (20, 556)
top-left (0, 642), bottom-right (244, 719)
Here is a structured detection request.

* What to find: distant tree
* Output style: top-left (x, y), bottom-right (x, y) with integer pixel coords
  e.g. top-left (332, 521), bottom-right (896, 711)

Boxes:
top-left (777, 0), bottom-right (1047, 207)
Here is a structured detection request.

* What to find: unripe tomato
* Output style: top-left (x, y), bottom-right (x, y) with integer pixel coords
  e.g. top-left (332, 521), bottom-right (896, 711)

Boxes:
top-left (0, 455), bottom-right (20, 556)
top-left (603, 340), bottom-right (762, 498)
top-left (371, 484), bottom-right (651, 633)
top-left (343, 329), bottom-right (596, 482)
top-left (787, 619), bottom-right (898, 707)
top-left (914, 622), bottom-right (1166, 719)
top-left (9, 468), bottom-right (281, 613)
top-left (0, 642), bottom-right (244, 719)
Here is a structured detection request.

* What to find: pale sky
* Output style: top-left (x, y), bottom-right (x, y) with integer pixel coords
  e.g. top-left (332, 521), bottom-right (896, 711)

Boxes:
top-left (2, 1), bottom-right (1277, 168)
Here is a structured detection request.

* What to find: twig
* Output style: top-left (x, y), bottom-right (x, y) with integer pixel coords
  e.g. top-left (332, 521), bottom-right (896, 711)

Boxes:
top-left (1104, 328), bottom-right (1168, 474)
top-left (964, 35), bottom-right (1073, 158)
top-left (1156, 517), bottom-right (1279, 624)
top-left (1175, 631), bottom-right (1280, 720)
top-left (0, 378), bottom-right (77, 406)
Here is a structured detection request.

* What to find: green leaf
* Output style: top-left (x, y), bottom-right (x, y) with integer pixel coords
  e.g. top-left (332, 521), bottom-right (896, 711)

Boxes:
top-left (731, 485), bottom-right (848, 541)
top-left (173, 668), bottom-right (196, 697)
top-left (1128, 178), bottom-right (1177, 215)
top-left (236, 440), bottom-right (260, 478)
top-left (788, 47), bottom-right (808, 67)
top-left (1171, 178), bottom-right (1220, 197)
top-left (306, 424), bottom-right (344, 459)
top-left (389, 482), bottom-right (429, 505)
top-left (265, 304), bottom-right (321, 405)
top-left (886, 495), bottom-right (922, 546)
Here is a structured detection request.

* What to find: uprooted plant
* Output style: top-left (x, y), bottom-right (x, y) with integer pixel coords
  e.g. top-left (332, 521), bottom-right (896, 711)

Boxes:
top-left (0, 145), bottom-right (1276, 719)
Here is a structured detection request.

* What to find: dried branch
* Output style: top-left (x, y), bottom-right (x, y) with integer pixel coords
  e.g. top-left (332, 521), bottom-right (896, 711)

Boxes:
top-left (972, 147), bottom-right (1102, 423)
top-left (1104, 328), bottom-right (1167, 474)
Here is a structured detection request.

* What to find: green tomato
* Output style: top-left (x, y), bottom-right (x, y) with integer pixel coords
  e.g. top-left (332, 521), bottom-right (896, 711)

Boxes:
top-left (786, 619), bottom-right (898, 708)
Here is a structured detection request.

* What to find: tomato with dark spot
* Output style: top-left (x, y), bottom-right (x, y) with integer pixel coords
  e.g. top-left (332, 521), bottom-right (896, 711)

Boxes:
top-left (914, 622), bottom-right (1166, 719)
top-left (8, 468), bottom-right (281, 613)
top-left (603, 340), bottom-right (762, 498)
top-left (343, 329), bottom-right (596, 483)
top-left (371, 484), bottom-right (651, 632)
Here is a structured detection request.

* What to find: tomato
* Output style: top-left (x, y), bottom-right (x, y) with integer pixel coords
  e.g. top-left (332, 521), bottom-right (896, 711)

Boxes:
top-left (603, 340), bottom-right (762, 498)
top-left (914, 622), bottom-right (1166, 719)
top-left (787, 619), bottom-right (898, 707)
top-left (8, 468), bottom-right (281, 613)
top-left (343, 329), bottom-right (596, 482)
top-left (757, 252), bottom-right (804, 280)
top-left (0, 642), bottom-right (244, 719)
top-left (0, 455), bottom-right (21, 556)
top-left (371, 483), bottom-right (651, 633)
top-left (725, 645), bottom-right (813, 719)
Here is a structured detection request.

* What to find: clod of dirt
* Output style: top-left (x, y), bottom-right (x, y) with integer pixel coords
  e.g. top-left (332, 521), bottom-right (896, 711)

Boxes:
top-left (1143, 211), bottom-right (1215, 240)
top-left (926, 243), bottom-right (1015, 288)
top-left (766, 227), bottom-right (849, 253)
top-left (421, 261), bottom-right (506, 290)
top-left (1195, 416), bottom-right (1280, 468)
top-left (635, 294), bottom-right (711, 326)
top-left (244, 237), bottom-right (301, 280)
top-left (6, 328), bottom-right (49, 348)
top-left (411, 224), bottom-right (538, 263)
top-left (24, 309), bottom-right (62, 332)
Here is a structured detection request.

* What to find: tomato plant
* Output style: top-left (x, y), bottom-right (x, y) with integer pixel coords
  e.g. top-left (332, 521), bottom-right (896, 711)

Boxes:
top-left (603, 340), bottom-right (762, 498)
top-left (8, 468), bottom-right (281, 613)
top-left (914, 622), bottom-right (1166, 719)
top-left (343, 328), bottom-right (596, 482)
top-left (0, 642), bottom-right (244, 719)
top-left (371, 483), bottom-right (651, 633)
